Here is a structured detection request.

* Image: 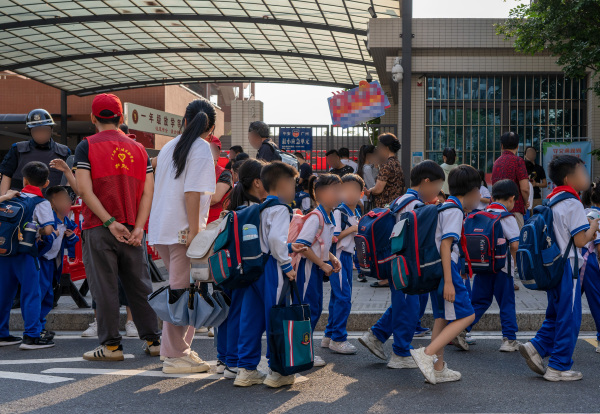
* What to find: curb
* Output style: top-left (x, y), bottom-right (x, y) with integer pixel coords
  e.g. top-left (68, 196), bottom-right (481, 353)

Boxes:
top-left (10, 309), bottom-right (599, 333)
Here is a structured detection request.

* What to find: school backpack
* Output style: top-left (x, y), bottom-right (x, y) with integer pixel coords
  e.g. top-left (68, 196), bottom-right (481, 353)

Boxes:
top-left (0, 195), bottom-right (45, 257)
top-left (287, 209), bottom-right (325, 271)
top-left (354, 194), bottom-right (418, 280)
top-left (516, 192), bottom-right (578, 291)
top-left (463, 205), bottom-right (513, 274)
top-left (209, 198), bottom-right (292, 290)
top-left (293, 191), bottom-right (311, 214)
top-left (265, 141), bottom-right (299, 170)
top-left (390, 202), bottom-right (462, 294)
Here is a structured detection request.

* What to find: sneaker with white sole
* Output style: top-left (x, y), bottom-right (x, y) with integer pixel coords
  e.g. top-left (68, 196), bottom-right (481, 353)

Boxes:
top-left (0, 335), bottom-right (22, 347)
top-left (519, 342), bottom-right (545, 375)
top-left (321, 336), bottom-right (331, 348)
top-left (387, 353), bottom-right (418, 369)
top-left (224, 366), bottom-right (238, 379)
top-left (543, 367), bottom-right (583, 382)
top-left (425, 362), bottom-right (461, 384)
top-left (596, 344), bottom-right (600, 354)
top-left (195, 327), bottom-right (209, 333)
top-left (143, 340), bottom-right (161, 356)
top-left (83, 344), bottom-right (124, 361)
top-left (453, 330), bottom-right (469, 351)
top-left (329, 340), bottom-right (357, 355)
top-left (216, 360), bottom-right (226, 374)
top-left (264, 369), bottom-right (295, 388)
top-left (125, 320), bottom-right (138, 337)
top-left (19, 334), bottom-right (55, 350)
top-left (465, 332), bottom-right (476, 345)
top-left (358, 329), bottom-right (387, 360)
top-left (313, 355), bottom-right (326, 367)
top-left (499, 338), bottom-right (520, 352)
top-left (208, 327), bottom-right (214, 338)
top-left (413, 328), bottom-right (431, 338)
top-left (410, 347), bottom-right (436, 385)
top-left (233, 368), bottom-right (266, 387)
top-left (81, 319), bottom-right (98, 337)
top-left (163, 355), bottom-right (210, 374)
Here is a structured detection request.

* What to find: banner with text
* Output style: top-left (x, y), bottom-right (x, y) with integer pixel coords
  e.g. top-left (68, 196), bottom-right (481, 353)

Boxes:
top-left (279, 127), bottom-right (312, 151)
top-left (124, 103), bottom-right (183, 138)
top-left (542, 140), bottom-right (592, 194)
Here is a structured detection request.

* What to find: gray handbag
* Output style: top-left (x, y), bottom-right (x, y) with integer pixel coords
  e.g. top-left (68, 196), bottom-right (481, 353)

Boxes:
top-left (188, 290), bottom-right (215, 329)
top-left (147, 286), bottom-right (170, 322)
top-left (147, 286), bottom-right (192, 327)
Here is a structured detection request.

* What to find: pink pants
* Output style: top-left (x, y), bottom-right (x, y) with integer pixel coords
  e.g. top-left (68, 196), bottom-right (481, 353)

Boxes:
top-left (155, 244), bottom-right (195, 358)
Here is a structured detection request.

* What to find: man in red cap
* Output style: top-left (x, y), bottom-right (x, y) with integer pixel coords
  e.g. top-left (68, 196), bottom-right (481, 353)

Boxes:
top-left (74, 93), bottom-right (161, 361)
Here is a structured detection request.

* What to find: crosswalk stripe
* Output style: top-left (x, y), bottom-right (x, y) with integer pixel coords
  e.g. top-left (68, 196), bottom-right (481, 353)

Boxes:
top-left (42, 367), bottom-right (222, 379)
top-left (0, 370), bottom-right (74, 384)
top-left (0, 355), bottom-right (135, 365)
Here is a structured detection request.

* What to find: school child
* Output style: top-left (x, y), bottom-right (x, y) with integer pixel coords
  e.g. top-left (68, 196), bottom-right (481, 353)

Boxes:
top-left (464, 179), bottom-right (521, 352)
top-left (411, 165), bottom-right (480, 384)
top-left (581, 180), bottom-right (600, 353)
top-left (322, 174), bottom-right (364, 354)
top-left (294, 179), bottom-right (312, 214)
top-left (477, 169), bottom-right (491, 211)
top-left (519, 155), bottom-right (599, 382)
top-left (234, 161), bottom-right (307, 388)
top-left (38, 186), bottom-right (79, 340)
top-left (295, 174), bottom-right (343, 368)
top-left (216, 159), bottom-right (267, 379)
top-left (0, 162), bottom-right (55, 349)
top-left (359, 160), bottom-right (445, 368)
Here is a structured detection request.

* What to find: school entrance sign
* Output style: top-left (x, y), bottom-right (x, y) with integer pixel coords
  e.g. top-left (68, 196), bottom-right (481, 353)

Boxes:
top-left (124, 103), bottom-right (183, 138)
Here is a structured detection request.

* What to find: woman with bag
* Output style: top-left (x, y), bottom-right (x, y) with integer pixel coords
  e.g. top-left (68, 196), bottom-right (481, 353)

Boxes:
top-left (148, 98), bottom-right (217, 374)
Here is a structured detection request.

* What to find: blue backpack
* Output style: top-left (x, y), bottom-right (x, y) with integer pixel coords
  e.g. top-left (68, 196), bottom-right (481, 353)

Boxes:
top-left (209, 198), bottom-right (292, 290)
top-left (517, 193), bottom-right (577, 291)
top-left (0, 195), bottom-right (45, 257)
top-left (354, 194), bottom-right (418, 280)
top-left (464, 205), bottom-right (513, 275)
top-left (391, 203), bottom-right (461, 294)
top-left (294, 191), bottom-right (310, 214)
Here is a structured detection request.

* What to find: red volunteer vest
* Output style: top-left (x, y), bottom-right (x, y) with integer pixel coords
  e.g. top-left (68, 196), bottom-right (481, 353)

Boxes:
top-left (207, 164), bottom-right (231, 224)
top-left (82, 130), bottom-right (148, 230)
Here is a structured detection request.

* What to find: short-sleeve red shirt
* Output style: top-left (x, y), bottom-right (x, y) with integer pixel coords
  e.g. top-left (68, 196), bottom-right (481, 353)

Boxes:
top-left (491, 150), bottom-right (529, 214)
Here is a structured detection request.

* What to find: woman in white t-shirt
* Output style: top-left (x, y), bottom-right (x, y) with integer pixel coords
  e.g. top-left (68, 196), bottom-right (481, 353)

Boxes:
top-left (148, 98), bottom-right (217, 374)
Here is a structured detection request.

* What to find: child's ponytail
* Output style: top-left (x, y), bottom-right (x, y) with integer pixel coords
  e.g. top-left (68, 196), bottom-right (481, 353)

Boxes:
top-left (582, 180), bottom-right (600, 207)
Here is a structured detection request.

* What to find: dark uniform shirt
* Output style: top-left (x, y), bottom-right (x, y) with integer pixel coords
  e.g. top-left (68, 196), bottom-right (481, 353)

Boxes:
top-left (256, 139), bottom-right (282, 162)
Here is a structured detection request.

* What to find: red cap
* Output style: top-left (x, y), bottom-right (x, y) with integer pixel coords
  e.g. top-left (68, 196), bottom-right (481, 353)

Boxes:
top-left (208, 135), bottom-right (221, 150)
top-left (92, 93), bottom-right (123, 119)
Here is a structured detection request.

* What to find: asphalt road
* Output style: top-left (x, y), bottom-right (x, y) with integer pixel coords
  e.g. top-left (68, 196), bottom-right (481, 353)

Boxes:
top-left (0, 332), bottom-right (598, 414)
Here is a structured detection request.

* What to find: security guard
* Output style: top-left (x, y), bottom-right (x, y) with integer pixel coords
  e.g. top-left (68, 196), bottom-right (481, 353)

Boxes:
top-left (0, 109), bottom-right (70, 195)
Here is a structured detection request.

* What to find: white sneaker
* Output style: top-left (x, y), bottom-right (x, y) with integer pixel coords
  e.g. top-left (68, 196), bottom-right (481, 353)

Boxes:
top-left (425, 362), bottom-right (461, 384)
top-left (596, 345), bottom-right (600, 354)
top-left (195, 327), bottom-right (209, 333)
top-left (410, 347), bottom-right (436, 385)
top-left (264, 369), bottom-right (296, 388)
top-left (224, 366), bottom-right (238, 379)
top-left (518, 342), bottom-right (545, 375)
top-left (358, 329), bottom-right (387, 360)
top-left (163, 355), bottom-right (210, 374)
top-left (216, 360), bottom-right (226, 374)
top-left (499, 338), bottom-right (520, 352)
top-left (81, 319), bottom-right (98, 337)
top-left (233, 368), bottom-right (266, 387)
top-left (465, 332), bottom-right (476, 345)
top-left (321, 336), bottom-right (331, 348)
top-left (387, 353), bottom-right (418, 369)
top-left (313, 355), bottom-right (326, 367)
top-left (208, 327), bottom-right (214, 338)
top-left (329, 340), bottom-right (357, 355)
top-left (125, 320), bottom-right (138, 337)
top-left (543, 367), bottom-right (583, 382)
top-left (453, 330), bottom-right (469, 351)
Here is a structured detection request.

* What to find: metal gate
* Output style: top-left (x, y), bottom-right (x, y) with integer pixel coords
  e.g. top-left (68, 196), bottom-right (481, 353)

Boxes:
top-left (269, 123), bottom-right (397, 172)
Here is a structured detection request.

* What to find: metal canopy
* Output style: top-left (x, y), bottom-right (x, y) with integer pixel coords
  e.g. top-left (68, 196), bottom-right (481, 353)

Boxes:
top-left (0, 0), bottom-right (399, 96)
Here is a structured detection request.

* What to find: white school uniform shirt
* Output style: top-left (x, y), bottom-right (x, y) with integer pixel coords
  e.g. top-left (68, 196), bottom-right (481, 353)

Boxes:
top-left (434, 196), bottom-right (464, 264)
top-left (296, 204), bottom-right (336, 261)
top-left (486, 203), bottom-right (520, 274)
top-left (549, 192), bottom-right (590, 269)
top-left (392, 188), bottom-right (423, 221)
top-left (333, 203), bottom-right (360, 254)
top-left (477, 185), bottom-right (491, 211)
top-left (583, 207), bottom-right (600, 251)
top-left (21, 192), bottom-right (54, 229)
top-left (260, 196), bottom-right (293, 275)
top-left (301, 196), bottom-right (311, 212)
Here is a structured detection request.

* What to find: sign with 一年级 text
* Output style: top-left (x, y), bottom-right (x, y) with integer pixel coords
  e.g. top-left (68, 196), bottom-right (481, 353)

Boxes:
top-left (279, 127), bottom-right (312, 151)
top-left (124, 103), bottom-right (183, 138)
top-left (542, 140), bottom-right (592, 194)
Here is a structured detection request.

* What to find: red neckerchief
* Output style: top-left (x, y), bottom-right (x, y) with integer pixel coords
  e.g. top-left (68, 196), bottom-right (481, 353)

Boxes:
top-left (487, 203), bottom-right (508, 212)
top-left (21, 185), bottom-right (43, 197)
top-left (447, 199), bottom-right (473, 278)
top-left (546, 185), bottom-right (581, 201)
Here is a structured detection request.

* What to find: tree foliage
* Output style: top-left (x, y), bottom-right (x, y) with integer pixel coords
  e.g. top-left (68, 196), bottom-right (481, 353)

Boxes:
top-left (496, 0), bottom-right (600, 98)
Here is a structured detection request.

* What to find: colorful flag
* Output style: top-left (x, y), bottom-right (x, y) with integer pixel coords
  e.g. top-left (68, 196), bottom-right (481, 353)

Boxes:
top-left (328, 80), bottom-right (391, 129)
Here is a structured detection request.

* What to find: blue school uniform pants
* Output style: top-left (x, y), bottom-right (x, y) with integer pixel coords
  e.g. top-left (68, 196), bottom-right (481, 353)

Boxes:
top-left (370, 278), bottom-right (420, 357)
top-left (415, 294), bottom-right (429, 332)
top-left (430, 261), bottom-right (475, 321)
top-left (324, 251), bottom-right (353, 342)
top-left (530, 261), bottom-right (582, 371)
top-left (39, 257), bottom-right (61, 330)
top-left (466, 271), bottom-right (517, 340)
top-left (295, 258), bottom-right (324, 333)
top-left (0, 254), bottom-right (42, 338)
top-left (581, 250), bottom-right (600, 341)
top-left (237, 256), bottom-right (281, 370)
top-left (216, 287), bottom-right (244, 368)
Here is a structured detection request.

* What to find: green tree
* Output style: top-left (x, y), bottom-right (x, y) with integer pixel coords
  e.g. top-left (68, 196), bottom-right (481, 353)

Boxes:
top-left (496, 0), bottom-right (600, 97)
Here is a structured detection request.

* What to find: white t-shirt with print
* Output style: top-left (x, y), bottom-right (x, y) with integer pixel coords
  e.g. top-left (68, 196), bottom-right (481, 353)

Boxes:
top-left (148, 135), bottom-right (216, 245)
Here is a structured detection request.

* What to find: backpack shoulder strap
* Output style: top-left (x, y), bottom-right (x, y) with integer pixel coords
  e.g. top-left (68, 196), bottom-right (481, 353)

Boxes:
top-left (390, 194), bottom-right (419, 214)
top-left (547, 192), bottom-right (577, 208)
top-left (260, 198), bottom-right (293, 214)
top-left (438, 202), bottom-right (461, 213)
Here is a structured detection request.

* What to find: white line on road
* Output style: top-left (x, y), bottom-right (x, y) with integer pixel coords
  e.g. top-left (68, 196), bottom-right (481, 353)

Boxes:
top-left (0, 370), bottom-right (74, 384)
top-left (42, 367), bottom-right (222, 380)
top-left (0, 354), bottom-right (135, 365)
